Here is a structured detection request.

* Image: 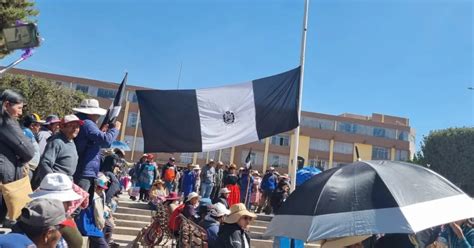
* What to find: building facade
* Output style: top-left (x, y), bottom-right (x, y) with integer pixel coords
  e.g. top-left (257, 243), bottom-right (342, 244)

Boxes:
top-left (8, 68), bottom-right (416, 172)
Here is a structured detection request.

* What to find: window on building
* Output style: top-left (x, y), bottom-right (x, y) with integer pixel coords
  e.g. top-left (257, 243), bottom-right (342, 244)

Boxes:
top-left (127, 112), bottom-right (138, 128)
top-left (373, 127), bottom-right (386, 137)
top-left (180, 153), bottom-right (193, 164)
top-left (75, 84), bottom-right (89, 94)
top-left (308, 159), bottom-right (328, 171)
top-left (124, 135), bottom-right (144, 152)
top-left (333, 142), bottom-right (353, 154)
top-left (301, 117), bottom-right (335, 130)
top-left (241, 150), bottom-right (263, 166)
top-left (128, 91), bottom-right (138, 103)
top-left (220, 148), bottom-right (231, 164)
top-left (208, 151), bottom-right (219, 161)
top-left (197, 153), bottom-right (207, 159)
top-left (271, 134), bottom-right (290, 147)
top-left (398, 131), bottom-right (409, 141)
top-left (372, 146), bottom-right (390, 160)
top-left (337, 122), bottom-right (357, 134)
top-left (395, 150), bottom-right (409, 161)
top-left (269, 153), bottom-right (289, 168)
top-left (97, 88), bottom-right (116, 99)
top-left (309, 138), bottom-right (330, 152)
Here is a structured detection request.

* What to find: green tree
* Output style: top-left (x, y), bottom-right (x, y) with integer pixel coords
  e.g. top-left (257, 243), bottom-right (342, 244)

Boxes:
top-left (0, 73), bottom-right (86, 118)
top-left (414, 127), bottom-right (474, 196)
top-left (0, 0), bottom-right (39, 57)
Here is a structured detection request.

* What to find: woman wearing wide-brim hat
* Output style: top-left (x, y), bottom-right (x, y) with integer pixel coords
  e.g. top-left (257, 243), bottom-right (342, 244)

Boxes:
top-left (216, 203), bottom-right (256, 248)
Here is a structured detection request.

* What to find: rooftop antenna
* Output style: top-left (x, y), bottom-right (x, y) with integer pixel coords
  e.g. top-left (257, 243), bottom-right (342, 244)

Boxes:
top-left (177, 61), bottom-right (183, 89)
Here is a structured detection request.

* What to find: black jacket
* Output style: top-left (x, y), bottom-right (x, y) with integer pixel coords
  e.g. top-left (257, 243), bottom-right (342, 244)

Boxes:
top-left (216, 223), bottom-right (251, 248)
top-left (216, 196), bottom-right (229, 209)
top-left (0, 116), bottom-right (35, 183)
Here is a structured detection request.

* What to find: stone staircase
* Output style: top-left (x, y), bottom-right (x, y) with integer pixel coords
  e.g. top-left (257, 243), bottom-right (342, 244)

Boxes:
top-left (112, 194), bottom-right (320, 247)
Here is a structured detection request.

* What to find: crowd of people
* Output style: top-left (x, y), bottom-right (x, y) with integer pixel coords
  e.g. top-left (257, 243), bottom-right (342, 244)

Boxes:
top-left (127, 156), bottom-right (292, 215)
top-left (0, 87), bottom-right (472, 248)
top-left (0, 90), bottom-right (124, 247)
top-left (0, 89), bottom-right (291, 248)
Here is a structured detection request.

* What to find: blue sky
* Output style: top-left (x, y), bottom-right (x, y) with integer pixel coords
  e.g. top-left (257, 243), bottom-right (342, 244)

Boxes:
top-left (5, 0), bottom-right (473, 150)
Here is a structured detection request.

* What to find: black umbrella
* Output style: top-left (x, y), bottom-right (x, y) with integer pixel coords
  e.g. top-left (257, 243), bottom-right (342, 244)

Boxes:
top-left (264, 160), bottom-right (473, 242)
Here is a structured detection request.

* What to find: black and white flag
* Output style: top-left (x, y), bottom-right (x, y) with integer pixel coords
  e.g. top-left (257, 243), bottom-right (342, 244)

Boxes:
top-left (101, 72), bottom-right (127, 129)
top-left (136, 67), bottom-right (301, 152)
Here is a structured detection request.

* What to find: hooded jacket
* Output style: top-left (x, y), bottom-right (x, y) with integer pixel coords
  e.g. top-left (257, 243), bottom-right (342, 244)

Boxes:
top-left (201, 215), bottom-right (221, 248)
top-left (216, 223), bottom-right (251, 248)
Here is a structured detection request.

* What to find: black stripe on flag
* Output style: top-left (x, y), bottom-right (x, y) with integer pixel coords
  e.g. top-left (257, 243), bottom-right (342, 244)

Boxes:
top-left (136, 90), bottom-right (202, 152)
top-left (253, 66), bottom-right (301, 139)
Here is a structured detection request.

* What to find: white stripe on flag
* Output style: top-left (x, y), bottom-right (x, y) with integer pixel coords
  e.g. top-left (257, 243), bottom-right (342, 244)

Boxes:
top-left (196, 81), bottom-right (259, 151)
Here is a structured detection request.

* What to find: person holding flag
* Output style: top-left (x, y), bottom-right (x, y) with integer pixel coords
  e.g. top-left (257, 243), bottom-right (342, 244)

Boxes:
top-left (73, 99), bottom-right (121, 201)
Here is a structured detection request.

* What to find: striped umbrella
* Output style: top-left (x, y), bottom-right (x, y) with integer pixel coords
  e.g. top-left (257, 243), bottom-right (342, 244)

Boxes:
top-left (264, 160), bottom-right (474, 242)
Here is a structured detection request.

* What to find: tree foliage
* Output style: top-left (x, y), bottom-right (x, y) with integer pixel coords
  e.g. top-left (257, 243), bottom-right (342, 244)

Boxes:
top-left (0, 73), bottom-right (86, 118)
top-left (0, 0), bottom-right (39, 57)
top-left (0, 0), bottom-right (38, 29)
top-left (414, 127), bottom-right (474, 196)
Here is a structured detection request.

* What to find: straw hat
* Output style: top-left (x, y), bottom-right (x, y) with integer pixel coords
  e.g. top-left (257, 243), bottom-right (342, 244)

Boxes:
top-left (320, 235), bottom-right (370, 248)
top-left (224, 203), bottom-right (256, 224)
top-left (73, 99), bottom-right (107, 116)
top-left (193, 164), bottom-right (201, 170)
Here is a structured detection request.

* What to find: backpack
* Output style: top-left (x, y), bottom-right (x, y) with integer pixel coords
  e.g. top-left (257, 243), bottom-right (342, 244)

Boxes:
top-left (163, 167), bottom-right (176, 182)
top-left (169, 204), bottom-right (185, 232)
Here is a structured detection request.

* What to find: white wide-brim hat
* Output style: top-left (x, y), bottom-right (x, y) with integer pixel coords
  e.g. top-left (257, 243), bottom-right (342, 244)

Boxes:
top-left (186, 192), bottom-right (200, 202)
top-left (73, 99), bottom-right (107, 116)
top-left (30, 189), bottom-right (82, 202)
top-left (30, 173), bottom-right (82, 202)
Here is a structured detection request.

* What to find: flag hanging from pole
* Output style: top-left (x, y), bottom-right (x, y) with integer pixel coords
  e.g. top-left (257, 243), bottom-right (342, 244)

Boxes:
top-left (245, 148), bottom-right (253, 170)
top-left (136, 67), bottom-right (301, 152)
top-left (101, 72), bottom-right (128, 129)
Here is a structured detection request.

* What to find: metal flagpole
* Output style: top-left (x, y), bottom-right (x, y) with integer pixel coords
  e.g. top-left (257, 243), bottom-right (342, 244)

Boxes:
top-left (290, 0), bottom-right (309, 192)
top-left (131, 110), bottom-right (141, 161)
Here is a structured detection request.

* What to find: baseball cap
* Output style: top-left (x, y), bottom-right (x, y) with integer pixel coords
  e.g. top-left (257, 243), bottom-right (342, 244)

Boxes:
top-left (210, 203), bottom-right (231, 217)
top-left (44, 115), bottom-right (61, 125)
top-left (19, 198), bottom-right (66, 228)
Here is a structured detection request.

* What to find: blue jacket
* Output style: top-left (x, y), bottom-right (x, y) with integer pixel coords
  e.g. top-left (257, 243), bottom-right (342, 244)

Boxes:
top-left (74, 117), bottom-right (118, 178)
top-left (182, 169), bottom-right (197, 197)
top-left (201, 215), bottom-right (220, 248)
top-left (261, 172), bottom-right (278, 192)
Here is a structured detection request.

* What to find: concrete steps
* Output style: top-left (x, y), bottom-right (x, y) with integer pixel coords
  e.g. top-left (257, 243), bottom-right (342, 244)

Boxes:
top-left (111, 194), bottom-right (322, 248)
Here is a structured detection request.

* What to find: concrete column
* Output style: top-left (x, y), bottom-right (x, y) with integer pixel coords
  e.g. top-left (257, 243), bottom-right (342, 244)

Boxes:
top-left (230, 147), bottom-right (235, 164)
top-left (262, 137), bottom-right (270, 172)
top-left (329, 139), bottom-right (335, 168)
top-left (192, 153), bottom-right (197, 164)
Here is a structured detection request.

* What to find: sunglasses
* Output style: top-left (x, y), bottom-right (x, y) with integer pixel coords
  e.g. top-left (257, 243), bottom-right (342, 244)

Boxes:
top-left (242, 216), bottom-right (253, 221)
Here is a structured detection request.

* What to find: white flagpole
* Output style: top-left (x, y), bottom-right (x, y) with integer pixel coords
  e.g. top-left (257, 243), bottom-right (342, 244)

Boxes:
top-left (290, 0), bottom-right (309, 192)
